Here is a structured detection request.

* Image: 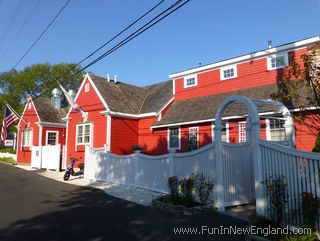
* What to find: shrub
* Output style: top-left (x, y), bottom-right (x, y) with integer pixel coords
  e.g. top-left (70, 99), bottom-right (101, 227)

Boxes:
top-left (302, 192), bottom-right (320, 230)
top-left (194, 173), bottom-right (215, 205)
top-left (0, 148), bottom-right (16, 154)
top-left (0, 157), bottom-right (16, 165)
top-left (131, 144), bottom-right (146, 153)
top-left (179, 176), bottom-right (195, 202)
top-left (264, 175), bottom-right (288, 224)
top-left (167, 176), bottom-right (179, 196)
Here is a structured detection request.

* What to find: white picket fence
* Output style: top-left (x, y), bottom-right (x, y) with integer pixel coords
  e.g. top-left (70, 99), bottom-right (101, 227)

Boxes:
top-left (85, 142), bottom-right (254, 207)
top-left (259, 140), bottom-right (320, 229)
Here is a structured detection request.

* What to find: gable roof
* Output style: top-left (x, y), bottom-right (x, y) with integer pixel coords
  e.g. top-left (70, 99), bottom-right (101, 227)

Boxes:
top-left (33, 97), bottom-right (68, 124)
top-left (152, 84), bottom-right (310, 127)
top-left (89, 74), bottom-right (173, 115)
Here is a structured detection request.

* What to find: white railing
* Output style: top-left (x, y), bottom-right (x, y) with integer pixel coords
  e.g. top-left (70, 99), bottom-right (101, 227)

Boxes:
top-left (222, 142), bottom-right (255, 206)
top-left (259, 140), bottom-right (320, 229)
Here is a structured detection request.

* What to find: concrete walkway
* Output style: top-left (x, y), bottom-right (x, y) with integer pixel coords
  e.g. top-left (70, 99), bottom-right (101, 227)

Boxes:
top-left (16, 165), bottom-right (164, 206)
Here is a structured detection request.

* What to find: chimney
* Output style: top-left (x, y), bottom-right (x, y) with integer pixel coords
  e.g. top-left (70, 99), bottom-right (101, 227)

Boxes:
top-left (114, 75), bottom-right (117, 83)
top-left (107, 74), bottom-right (110, 82)
top-left (268, 40), bottom-right (272, 49)
top-left (51, 88), bottom-right (62, 109)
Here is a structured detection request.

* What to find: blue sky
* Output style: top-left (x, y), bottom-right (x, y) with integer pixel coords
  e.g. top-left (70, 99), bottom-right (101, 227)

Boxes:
top-left (0, 0), bottom-right (319, 86)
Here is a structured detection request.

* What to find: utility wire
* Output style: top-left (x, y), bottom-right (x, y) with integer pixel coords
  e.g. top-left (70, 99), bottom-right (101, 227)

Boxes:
top-left (9, 0), bottom-right (70, 71)
top-left (0, 0), bottom-right (23, 46)
top-left (0, 0), bottom-right (40, 61)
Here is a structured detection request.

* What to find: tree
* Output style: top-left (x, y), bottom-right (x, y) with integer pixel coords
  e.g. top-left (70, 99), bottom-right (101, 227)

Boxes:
top-left (271, 45), bottom-right (320, 150)
top-left (0, 63), bottom-right (84, 116)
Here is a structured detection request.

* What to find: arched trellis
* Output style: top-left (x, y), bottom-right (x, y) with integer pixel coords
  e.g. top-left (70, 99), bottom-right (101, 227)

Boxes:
top-left (213, 95), bottom-right (293, 215)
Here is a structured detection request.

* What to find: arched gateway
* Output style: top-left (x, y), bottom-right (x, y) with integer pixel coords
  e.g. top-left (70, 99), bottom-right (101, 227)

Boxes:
top-left (213, 95), bottom-right (294, 215)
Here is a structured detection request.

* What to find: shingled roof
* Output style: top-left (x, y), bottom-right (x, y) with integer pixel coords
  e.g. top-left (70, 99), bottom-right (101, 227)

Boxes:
top-left (89, 74), bottom-right (173, 114)
top-left (33, 97), bottom-right (68, 124)
top-left (152, 84), bottom-right (309, 127)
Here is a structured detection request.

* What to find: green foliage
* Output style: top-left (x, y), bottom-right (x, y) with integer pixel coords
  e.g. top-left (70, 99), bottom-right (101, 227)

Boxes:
top-left (302, 192), bottom-right (320, 230)
top-left (0, 148), bottom-right (16, 154)
top-left (179, 176), bottom-right (195, 202)
top-left (284, 232), bottom-right (317, 241)
top-left (0, 63), bottom-right (84, 120)
top-left (194, 173), bottom-right (215, 205)
top-left (131, 144), bottom-right (147, 153)
top-left (0, 157), bottom-right (16, 165)
top-left (312, 133), bottom-right (320, 152)
top-left (167, 176), bottom-right (179, 196)
top-left (264, 175), bottom-right (288, 224)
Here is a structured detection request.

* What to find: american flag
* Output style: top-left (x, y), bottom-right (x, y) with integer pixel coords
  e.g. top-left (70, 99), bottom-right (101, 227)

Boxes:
top-left (0, 104), bottom-right (20, 143)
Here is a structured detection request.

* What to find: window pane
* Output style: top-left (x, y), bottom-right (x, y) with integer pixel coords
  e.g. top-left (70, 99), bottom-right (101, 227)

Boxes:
top-left (77, 126), bottom-right (83, 144)
top-left (169, 128), bottom-right (179, 148)
top-left (47, 132), bottom-right (57, 145)
top-left (269, 119), bottom-right (286, 141)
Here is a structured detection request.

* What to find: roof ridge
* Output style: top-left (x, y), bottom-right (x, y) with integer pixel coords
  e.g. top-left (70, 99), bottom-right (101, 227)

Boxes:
top-left (138, 88), bottom-right (151, 114)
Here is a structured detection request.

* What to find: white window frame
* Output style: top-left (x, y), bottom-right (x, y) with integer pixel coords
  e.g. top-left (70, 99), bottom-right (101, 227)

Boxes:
top-left (267, 53), bottom-right (289, 70)
top-left (238, 122), bottom-right (246, 143)
top-left (266, 118), bottom-right (286, 141)
top-left (183, 74), bottom-right (198, 88)
top-left (188, 127), bottom-right (199, 149)
top-left (220, 64), bottom-right (237, 80)
top-left (84, 83), bottom-right (90, 92)
top-left (22, 129), bottom-right (33, 147)
top-left (168, 127), bottom-right (181, 150)
top-left (46, 131), bottom-right (59, 146)
top-left (76, 123), bottom-right (92, 145)
top-left (212, 121), bottom-right (229, 142)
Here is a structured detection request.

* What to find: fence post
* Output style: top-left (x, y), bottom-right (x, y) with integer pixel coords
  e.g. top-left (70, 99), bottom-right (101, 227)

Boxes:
top-left (169, 149), bottom-right (175, 177)
top-left (134, 150), bottom-right (141, 187)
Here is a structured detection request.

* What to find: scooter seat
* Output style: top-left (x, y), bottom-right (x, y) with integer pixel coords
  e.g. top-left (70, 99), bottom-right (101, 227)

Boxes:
top-left (78, 163), bottom-right (84, 169)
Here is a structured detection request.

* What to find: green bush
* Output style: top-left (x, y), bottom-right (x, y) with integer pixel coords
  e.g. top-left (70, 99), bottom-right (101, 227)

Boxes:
top-left (302, 192), bottom-right (320, 230)
top-left (312, 133), bottom-right (320, 152)
top-left (194, 173), bottom-right (215, 205)
top-left (0, 148), bottom-right (16, 154)
top-left (167, 176), bottom-right (179, 196)
top-left (0, 157), bottom-right (16, 165)
top-left (179, 176), bottom-right (195, 202)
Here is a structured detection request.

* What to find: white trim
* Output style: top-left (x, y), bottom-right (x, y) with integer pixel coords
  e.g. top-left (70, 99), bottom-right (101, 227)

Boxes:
top-left (168, 126), bottom-right (181, 150)
top-left (35, 122), bottom-right (66, 128)
top-left (156, 96), bottom-right (174, 116)
top-left (169, 36), bottom-right (320, 79)
top-left (238, 121), bottom-right (246, 143)
top-left (173, 79), bottom-right (176, 95)
top-left (17, 98), bottom-right (40, 127)
top-left (65, 121), bottom-right (69, 165)
top-left (84, 83), bottom-right (90, 92)
top-left (76, 123), bottom-right (92, 146)
top-left (265, 119), bottom-right (271, 140)
top-left (65, 73), bottom-right (110, 119)
top-left (106, 115), bottom-right (111, 151)
top-left (183, 74), bottom-right (198, 88)
top-left (100, 110), bottom-right (156, 118)
top-left (220, 64), bottom-right (238, 80)
top-left (22, 129), bottom-right (33, 147)
top-left (188, 126), bottom-right (199, 148)
top-left (267, 52), bottom-right (289, 70)
top-left (45, 130), bottom-right (59, 146)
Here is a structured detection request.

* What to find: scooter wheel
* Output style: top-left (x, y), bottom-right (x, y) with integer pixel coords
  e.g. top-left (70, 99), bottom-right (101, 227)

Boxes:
top-left (63, 172), bottom-right (70, 181)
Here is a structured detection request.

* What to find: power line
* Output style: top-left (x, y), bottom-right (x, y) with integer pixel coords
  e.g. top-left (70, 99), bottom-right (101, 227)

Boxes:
top-left (0, 0), bottom-right (23, 46)
top-left (9, 0), bottom-right (70, 71)
top-left (0, 0), bottom-right (40, 61)
top-left (31, 0), bottom-right (190, 102)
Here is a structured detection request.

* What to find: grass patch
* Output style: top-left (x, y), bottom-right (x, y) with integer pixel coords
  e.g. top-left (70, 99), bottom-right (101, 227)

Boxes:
top-left (0, 157), bottom-right (16, 165)
top-left (0, 148), bottom-right (16, 154)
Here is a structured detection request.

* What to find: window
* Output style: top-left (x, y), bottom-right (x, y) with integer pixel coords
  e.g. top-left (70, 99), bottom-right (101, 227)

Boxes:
top-left (267, 53), bottom-right (288, 70)
top-left (212, 121), bottom-right (229, 142)
top-left (76, 123), bottom-right (91, 145)
top-left (46, 131), bottom-right (58, 145)
top-left (28, 103), bottom-right (31, 110)
top-left (220, 65), bottom-right (237, 80)
top-left (184, 74), bottom-right (197, 88)
top-left (189, 127), bottom-right (199, 150)
top-left (22, 129), bottom-right (32, 147)
top-left (268, 119), bottom-right (286, 141)
top-left (168, 127), bottom-right (180, 149)
top-left (239, 122), bottom-right (246, 143)
top-left (85, 83), bottom-right (90, 92)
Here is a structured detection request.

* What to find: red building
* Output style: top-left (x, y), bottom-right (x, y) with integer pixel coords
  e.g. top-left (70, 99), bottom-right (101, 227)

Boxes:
top-left (16, 92), bottom-right (68, 165)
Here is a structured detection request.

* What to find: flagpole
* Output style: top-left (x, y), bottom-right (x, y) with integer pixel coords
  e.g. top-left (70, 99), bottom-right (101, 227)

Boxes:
top-left (5, 102), bottom-right (28, 126)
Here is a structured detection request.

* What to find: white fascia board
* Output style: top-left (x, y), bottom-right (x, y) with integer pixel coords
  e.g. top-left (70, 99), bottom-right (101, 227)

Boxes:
top-left (151, 106), bottom-right (319, 129)
top-left (156, 97), bottom-right (175, 116)
top-left (169, 36), bottom-right (320, 79)
top-left (35, 122), bottom-right (66, 128)
top-left (100, 110), bottom-right (156, 119)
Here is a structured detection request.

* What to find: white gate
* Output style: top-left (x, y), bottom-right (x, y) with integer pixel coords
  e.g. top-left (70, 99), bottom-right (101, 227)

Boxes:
top-left (31, 145), bottom-right (64, 170)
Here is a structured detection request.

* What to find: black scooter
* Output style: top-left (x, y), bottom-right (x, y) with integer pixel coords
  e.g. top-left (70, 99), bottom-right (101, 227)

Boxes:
top-left (63, 157), bottom-right (84, 181)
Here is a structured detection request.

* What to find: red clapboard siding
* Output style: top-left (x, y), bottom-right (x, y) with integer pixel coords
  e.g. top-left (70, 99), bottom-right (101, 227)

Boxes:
top-left (174, 49), bottom-right (307, 100)
top-left (66, 78), bottom-right (107, 164)
top-left (295, 113), bottom-right (319, 152)
top-left (111, 117), bottom-right (138, 155)
top-left (41, 127), bottom-right (66, 146)
top-left (16, 100), bottom-right (40, 164)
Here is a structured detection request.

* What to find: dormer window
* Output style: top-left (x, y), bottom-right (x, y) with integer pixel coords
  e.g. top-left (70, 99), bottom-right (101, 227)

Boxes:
top-left (267, 53), bottom-right (288, 70)
top-left (184, 74), bottom-right (197, 88)
top-left (85, 83), bottom-right (90, 92)
top-left (220, 65), bottom-right (237, 80)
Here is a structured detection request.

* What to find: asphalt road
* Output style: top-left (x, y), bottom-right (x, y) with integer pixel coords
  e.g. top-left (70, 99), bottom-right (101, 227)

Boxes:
top-left (0, 163), bottom-right (248, 241)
